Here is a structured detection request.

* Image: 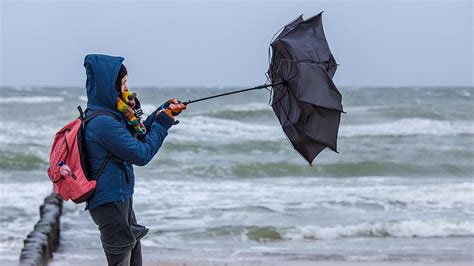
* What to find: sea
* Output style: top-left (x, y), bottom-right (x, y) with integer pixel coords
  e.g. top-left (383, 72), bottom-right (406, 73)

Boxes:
top-left (0, 86), bottom-right (473, 264)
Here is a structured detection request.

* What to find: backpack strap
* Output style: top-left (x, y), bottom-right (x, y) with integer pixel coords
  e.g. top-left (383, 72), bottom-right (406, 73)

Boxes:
top-left (84, 109), bottom-right (122, 123)
top-left (77, 106), bottom-right (122, 181)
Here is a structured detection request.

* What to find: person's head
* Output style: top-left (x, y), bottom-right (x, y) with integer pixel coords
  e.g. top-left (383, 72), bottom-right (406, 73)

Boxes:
top-left (116, 64), bottom-right (137, 108)
top-left (116, 64), bottom-right (128, 93)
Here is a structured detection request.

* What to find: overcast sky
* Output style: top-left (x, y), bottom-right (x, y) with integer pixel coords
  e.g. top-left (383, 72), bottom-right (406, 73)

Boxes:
top-left (0, 0), bottom-right (472, 88)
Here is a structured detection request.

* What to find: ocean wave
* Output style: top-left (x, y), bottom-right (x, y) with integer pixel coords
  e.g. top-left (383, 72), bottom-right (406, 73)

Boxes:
top-left (174, 160), bottom-right (473, 178)
top-left (135, 176), bottom-right (473, 217)
top-left (206, 226), bottom-right (283, 242)
top-left (0, 121), bottom-right (57, 146)
top-left (0, 181), bottom-right (52, 210)
top-left (318, 182), bottom-right (474, 211)
top-left (169, 116), bottom-right (282, 143)
top-left (343, 105), bottom-right (385, 113)
top-left (140, 103), bottom-right (158, 115)
top-left (0, 151), bottom-right (47, 170)
top-left (169, 116), bottom-right (472, 144)
top-left (78, 95), bottom-right (87, 102)
top-left (138, 102), bottom-right (272, 119)
top-left (190, 219), bottom-right (474, 242)
top-left (285, 220), bottom-right (474, 240)
top-left (0, 182), bottom-right (52, 252)
top-left (0, 96), bottom-right (64, 104)
top-left (192, 102), bottom-right (273, 118)
top-left (341, 118), bottom-right (474, 137)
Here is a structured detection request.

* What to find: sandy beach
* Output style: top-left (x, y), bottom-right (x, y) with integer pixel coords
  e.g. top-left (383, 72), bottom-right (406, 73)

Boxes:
top-left (152, 262), bottom-right (473, 266)
top-left (48, 246), bottom-right (474, 266)
top-left (49, 259), bottom-right (474, 266)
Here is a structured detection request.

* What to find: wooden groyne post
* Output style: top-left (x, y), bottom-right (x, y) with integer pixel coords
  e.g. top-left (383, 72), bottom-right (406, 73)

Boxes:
top-left (19, 193), bottom-right (62, 266)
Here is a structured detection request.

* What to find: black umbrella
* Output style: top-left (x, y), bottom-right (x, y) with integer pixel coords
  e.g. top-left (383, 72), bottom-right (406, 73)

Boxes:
top-left (267, 12), bottom-right (343, 164)
top-left (183, 12), bottom-right (343, 165)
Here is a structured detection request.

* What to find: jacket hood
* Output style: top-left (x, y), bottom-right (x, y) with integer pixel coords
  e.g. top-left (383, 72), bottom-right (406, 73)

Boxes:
top-left (84, 54), bottom-right (124, 109)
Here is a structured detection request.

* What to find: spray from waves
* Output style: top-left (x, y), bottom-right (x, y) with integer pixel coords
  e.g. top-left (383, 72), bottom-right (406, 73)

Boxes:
top-left (0, 96), bottom-right (64, 104)
top-left (341, 118), bottom-right (474, 137)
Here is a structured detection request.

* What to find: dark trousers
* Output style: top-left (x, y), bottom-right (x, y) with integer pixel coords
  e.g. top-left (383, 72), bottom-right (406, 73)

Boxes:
top-left (105, 240), bottom-right (142, 266)
top-left (90, 197), bottom-right (149, 266)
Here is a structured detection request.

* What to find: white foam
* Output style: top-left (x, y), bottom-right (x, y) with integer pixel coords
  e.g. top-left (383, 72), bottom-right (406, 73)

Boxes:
top-left (333, 182), bottom-right (473, 209)
top-left (140, 103), bottom-right (158, 115)
top-left (78, 95), bottom-right (87, 102)
top-left (0, 182), bottom-right (52, 252)
top-left (0, 181), bottom-right (52, 211)
top-left (193, 102), bottom-right (272, 116)
top-left (460, 89), bottom-right (471, 97)
top-left (343, 105), bottom-right (384, 113)
top-left (170, 116), bottom-right (473, 143)
top-left (0, 96), bottom-right (64, 104)
top-left (341, 118), bottom-right (474, 137)
top-left (0, 121), bottom-right (58, 146)
top-left (168, 115), bottom-right (283, 143)
top-left (379, 182), bottom-right (474, 209)
top-left (285, 219), bottom-right (474, 240)
top-left (133, 176), bottom-right (474, 223)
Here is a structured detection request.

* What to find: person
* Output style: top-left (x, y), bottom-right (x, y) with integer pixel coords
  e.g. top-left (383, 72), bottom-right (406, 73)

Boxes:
top-left (82, 54), bottom-right (186, 266)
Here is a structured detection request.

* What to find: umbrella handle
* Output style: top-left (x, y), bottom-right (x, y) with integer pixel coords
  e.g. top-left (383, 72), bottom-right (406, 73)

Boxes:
top-left (182, 82), bottom-right (285, 105)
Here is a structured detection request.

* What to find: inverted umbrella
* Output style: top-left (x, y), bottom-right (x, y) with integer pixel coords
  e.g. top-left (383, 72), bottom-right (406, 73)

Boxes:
top-left (183, 12), bottom-right (343, 165)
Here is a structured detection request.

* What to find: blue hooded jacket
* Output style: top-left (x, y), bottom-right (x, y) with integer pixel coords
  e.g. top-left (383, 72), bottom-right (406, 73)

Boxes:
top-left (83, 54), bottom-right (174, 210)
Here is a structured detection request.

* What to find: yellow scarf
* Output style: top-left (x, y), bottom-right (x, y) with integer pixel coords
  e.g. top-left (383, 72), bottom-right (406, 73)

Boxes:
top-left (116, 89), bottom-right (146, 135)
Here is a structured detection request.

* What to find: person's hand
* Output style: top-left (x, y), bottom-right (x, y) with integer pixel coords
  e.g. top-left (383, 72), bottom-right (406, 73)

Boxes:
top-left (160, 108), bottom-right (175, 120)
top-left (168, 99), bottom-right (187, 116)
top-left (157, 98), bottom-right (186, 125)
top-left (160, 98), bottom-right (186, 116)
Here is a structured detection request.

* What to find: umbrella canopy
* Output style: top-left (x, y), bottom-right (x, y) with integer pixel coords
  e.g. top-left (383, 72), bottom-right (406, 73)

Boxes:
top-left (183, 12), bottom-right (343, 165)
top-left (269, 12), bottom-right (338, 79)
top-left (267, 12), bottom-right (343, 165)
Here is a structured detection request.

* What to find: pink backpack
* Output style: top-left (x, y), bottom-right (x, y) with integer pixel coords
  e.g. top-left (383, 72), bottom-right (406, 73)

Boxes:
top-left (47, 106), bottom-right (120, 203)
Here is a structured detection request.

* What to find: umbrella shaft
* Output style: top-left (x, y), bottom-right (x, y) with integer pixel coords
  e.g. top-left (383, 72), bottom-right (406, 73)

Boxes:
top-left (183, 82), bottom-right (284, 105)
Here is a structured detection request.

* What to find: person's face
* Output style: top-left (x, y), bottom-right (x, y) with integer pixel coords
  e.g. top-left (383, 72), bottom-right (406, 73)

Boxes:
top-left (119, 74), bottom-right (136, 108)
top-left (121, 75), bottom-right (128, 92)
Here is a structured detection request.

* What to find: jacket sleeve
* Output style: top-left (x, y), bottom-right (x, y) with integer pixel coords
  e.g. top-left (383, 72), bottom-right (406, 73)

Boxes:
top-left (88, 112), bottom-right (174, 166)
top-left (143, 109), bottom-right (159, 133)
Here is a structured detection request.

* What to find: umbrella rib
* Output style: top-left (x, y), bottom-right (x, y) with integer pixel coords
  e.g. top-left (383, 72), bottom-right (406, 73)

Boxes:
top-left (184, 82), bottom-right (285, 105)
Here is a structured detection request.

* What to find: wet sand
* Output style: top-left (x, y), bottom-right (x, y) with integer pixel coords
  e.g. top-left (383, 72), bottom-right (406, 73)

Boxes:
top-left (44, 246), bottom-right (474, 266)
top-left (143, 261), bottom-right (474, 266)
top-left (46, 257), bottom-right (474, 266)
